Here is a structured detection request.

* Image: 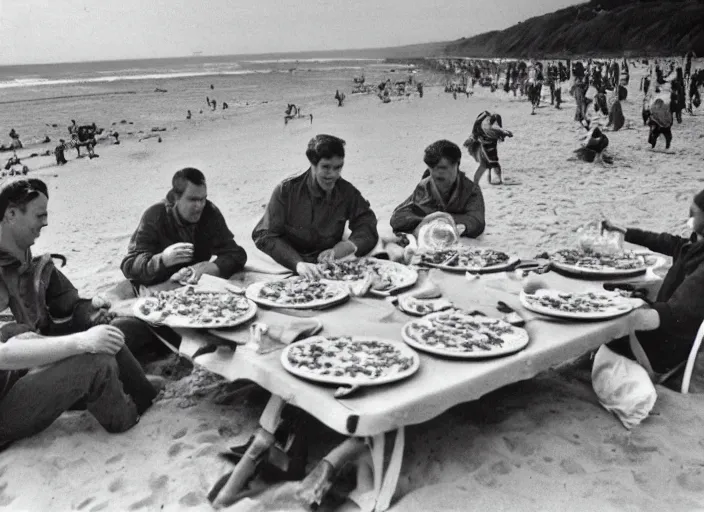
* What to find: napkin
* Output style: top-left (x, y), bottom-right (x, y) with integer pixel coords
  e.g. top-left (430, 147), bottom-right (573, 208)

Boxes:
top-left (246, 318), bottom-right (323, 354)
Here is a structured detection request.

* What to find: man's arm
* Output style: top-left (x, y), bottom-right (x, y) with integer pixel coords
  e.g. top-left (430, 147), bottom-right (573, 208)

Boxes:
top-left (347, 189), bottom-right (379, 256)
top-left (451, 183), bottom-right (486, 238)
top-left (120, 205), bottom-right (171, 286)
top-left (649, 264), bottom-right (704, 340)
top-left (389, 193), bottom-right (427, 234)
top-left (252, 184), bottom-right (306, 271)
top-left (0, 331), bottom-right (86, 370)
top-left (207, 204), bottom-right (247, 278)
top-left (625, 228), bottom-right (689, 257)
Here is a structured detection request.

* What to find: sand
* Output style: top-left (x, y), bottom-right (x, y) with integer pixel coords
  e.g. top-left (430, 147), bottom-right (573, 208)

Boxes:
top-left (2, 66), bottom-right (704, 511)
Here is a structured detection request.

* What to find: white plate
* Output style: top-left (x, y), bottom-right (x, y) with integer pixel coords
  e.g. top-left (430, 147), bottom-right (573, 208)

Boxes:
top-left (245, 278), bottom-right (350, 310)
top-left (420, 248), bottom-right (519, 273)
top-left (319, 258), bottom-right (418, 296)
top-left (551, 260), bottom-right (647, 278)
top-left (281, 336), bottom-right (420, 386)
top-left (133, 293), bottom-right (258, 329)
top-left (402, 311), bottom-right (530, 358)
top-left (519, 289), bottom-right (635, 320)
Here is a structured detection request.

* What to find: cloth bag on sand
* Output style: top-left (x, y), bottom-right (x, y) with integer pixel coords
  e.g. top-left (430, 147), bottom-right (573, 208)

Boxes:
top-left (592, 343), bottom-right (657, 430)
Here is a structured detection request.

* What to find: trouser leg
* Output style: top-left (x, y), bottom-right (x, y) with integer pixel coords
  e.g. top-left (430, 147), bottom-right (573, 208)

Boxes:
top-left (0, 354), bottom-right (139, 445)
top-left (663, 127), bottom-right (672, 149)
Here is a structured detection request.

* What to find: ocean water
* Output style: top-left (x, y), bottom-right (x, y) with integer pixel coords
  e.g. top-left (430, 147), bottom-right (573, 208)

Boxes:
top-left (0, 53), bottom-right (420, 148)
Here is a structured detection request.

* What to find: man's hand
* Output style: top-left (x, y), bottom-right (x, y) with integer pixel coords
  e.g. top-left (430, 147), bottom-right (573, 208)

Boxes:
top-left (77, 325), bottom-right (125, 355)
top-left (296, 262), bottom-right (323, 280)
top-left (457, 224), bottom-right (467, 236)
top-left (629, 307), bottom-right (660, 332)
top-left (161, 243), bottom-right (194, 267)
top-left (188, 261), bottom-right (219, 283)
top-left (602, 219), bottom-right (627, 235)
top-left (318, 241), bottom-right (357, 263)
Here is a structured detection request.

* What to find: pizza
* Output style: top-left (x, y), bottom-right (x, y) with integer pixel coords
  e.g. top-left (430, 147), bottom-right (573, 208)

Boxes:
top-left (134, 286), bottom-right (257, 328)
top-left (550, 248), bottom-right (646, 273)
top-left (318, 258), bottom-right (417, 294)
top-left (520, 289), bottom-right (634, 319)
top-left (281, 336), bottom-right (420, 385)
top-left (245, 277), bottom-right (349, 309)
top-left (402, 310), bottom-right (529, 358)
top-left (397, 295), bottom-right (454, 316)
top-left (419, 247), bottom-right (514, 271)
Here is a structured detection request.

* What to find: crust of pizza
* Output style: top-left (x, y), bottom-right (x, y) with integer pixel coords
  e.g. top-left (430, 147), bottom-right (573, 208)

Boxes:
top-left (134, 286), bottom-right (257, 328)
top-left (281, 336), bottom-right (420, 386)
top-left (402, 310), bottom-right (529, 358)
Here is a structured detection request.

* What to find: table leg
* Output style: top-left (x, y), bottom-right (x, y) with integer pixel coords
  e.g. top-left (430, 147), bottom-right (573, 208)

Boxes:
top-left (349, 428), bottom-right (405, 512)
top-left (210, 395), bottom-right (286, 509)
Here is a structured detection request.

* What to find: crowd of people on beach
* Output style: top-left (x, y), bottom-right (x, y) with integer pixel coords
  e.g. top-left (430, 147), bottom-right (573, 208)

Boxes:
top-left (0, 49), bottom-right (703, 510)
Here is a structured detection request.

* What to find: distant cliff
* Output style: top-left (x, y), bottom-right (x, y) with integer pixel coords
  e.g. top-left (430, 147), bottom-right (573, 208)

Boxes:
top-left (440, 0), bottom-right (704, 58)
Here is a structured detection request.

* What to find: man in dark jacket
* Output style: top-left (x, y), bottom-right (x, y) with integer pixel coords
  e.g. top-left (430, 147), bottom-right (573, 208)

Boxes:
top-left (390, 140), bottom-right (485, 238)
top-left (252, 135), bottom-right (378, 280)
top-left (121, 167), bottom-right (247, 287)
top-left (603, 189), bottom-right (704, 373)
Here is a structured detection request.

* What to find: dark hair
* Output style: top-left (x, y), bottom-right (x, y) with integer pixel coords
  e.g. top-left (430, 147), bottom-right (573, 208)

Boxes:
top-left (170, 167), bottom-right (206, 199)
top-left (694, 189), bottom-right (704, 211)
top-left (306, 135), bottom-right (345, 165)
top-left (0, 178), bottom-right (49, 220)
top-left (423, 140), bottom-right (462, 168)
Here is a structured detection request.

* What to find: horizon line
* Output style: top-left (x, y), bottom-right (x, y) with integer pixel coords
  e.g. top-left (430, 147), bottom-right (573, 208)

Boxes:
top-left (0, 40), bottom-right (450, 68)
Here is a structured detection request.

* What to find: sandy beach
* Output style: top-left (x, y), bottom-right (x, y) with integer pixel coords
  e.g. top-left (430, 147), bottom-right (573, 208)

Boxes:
top-left (2, 64), bottom-right (704, 511)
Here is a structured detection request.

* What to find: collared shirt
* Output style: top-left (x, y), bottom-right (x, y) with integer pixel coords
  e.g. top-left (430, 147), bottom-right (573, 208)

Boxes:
top-left (252, 169), bottom-right (379, 270)
top-left (390, 170), bottom-right (485, 238)
top-left (0, 249), bottom-right (80, 399)
top-left (121, 196), bottom-right (247, 286)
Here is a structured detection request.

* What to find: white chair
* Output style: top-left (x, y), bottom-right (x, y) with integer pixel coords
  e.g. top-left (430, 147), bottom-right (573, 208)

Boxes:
top-left (680, 319), bottom-right (704, 394)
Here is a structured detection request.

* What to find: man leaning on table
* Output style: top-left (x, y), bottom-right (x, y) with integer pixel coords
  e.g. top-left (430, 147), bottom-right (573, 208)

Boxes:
top-left (0, 179), bottom-right (158, 447)
top-left (121, 167), bottom-right (247, 287)
top-left (602, 188), bottom-right (704, 374)
top-left (390, 139), bottom-right (486, 238)
top-left (252, 134), bottom-right (379, 279)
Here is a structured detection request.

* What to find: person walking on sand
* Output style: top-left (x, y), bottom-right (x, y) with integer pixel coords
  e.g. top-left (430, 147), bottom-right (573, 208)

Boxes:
top-left (0, 179), bottom-right (160, 449)
top-left (463, 111), bottom-right (513, 186)
top-left (647, 92), bottom-right (674, 150)
top-left (54, 140), bottom-right (67, 165)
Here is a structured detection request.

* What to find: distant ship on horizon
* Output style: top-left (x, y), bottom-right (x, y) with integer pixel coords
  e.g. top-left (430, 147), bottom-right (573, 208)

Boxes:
top-left (192, 51), bottom-right (203, 56)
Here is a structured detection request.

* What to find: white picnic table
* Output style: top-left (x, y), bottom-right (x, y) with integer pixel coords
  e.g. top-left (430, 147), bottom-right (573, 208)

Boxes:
top-left (145, 248), bottom-right (663, 511)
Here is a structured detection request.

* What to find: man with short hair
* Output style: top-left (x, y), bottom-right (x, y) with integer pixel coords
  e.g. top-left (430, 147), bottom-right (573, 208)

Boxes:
top-left (121, 167), bottom-right (247, 287)
top-left (252, 135), bottom-right (379, 279)
top-left (390, 140), bottom-right (486, 239)
top-left (0, 178), bottom-right (158, 447)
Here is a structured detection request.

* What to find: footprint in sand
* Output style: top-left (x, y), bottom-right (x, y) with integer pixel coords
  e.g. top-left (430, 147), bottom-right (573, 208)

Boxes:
top-left (676, 469), bottom-right (704, 492)
top-left (502, 435), bottom-right (536, 457)
top-left (105, 453), bottom-right (124, 465)
top-left (88, 502), bottom-right (109, 512)
top-left (172, 427), bottom-right (188, 440)
top-left (196, 432), bottom-right (221, 444)
top-left (108, 477), bottom-right (124, 493)
top-left (149, 474), bottom-right (169, 491)
top-left (168, 441), bottom-right (194, 457)
top-left (0, 481), bottom-right (16, 507)
top-left (490, 460), bottom-right (512, 475)
top-left (128, 495), bottom-right (157, 511)
top-left (178, 491), bottom-right (204, 507)
top-left (75, 496), bottom-right (96, 510)
top-left (560, 458), bottom-right (586, 475)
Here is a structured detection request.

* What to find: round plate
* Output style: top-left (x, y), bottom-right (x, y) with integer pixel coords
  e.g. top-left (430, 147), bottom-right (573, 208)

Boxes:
top-left (519, 290), bottom-right (635, 320)
top-left (281, 336), bottom-right (420, 387)
top-left (133, 293), bottom-right (258, 329)
top-left (420, 248), bottom-right (519, 273)
top-left (245, 278), bottom-right (350, 310)
top-left (402, 311), bottom-right (530, 359)
top-left (319, 258), bottom-right (418, 296)
top-left (550, 260), bottom-right (647, 279)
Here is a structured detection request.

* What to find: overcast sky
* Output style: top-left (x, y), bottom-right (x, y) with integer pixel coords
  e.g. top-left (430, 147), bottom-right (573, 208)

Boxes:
top-left (1, 0), bottom-right (584, 65)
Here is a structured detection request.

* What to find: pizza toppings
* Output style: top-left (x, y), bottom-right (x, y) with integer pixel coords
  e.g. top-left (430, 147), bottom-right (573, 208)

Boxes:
top-left (257, 278), bottom-right (343, 305)
top-left (522, 290), bottom-right (631, 314)
top-left (284, 336), bottom-right (418, 383)
top-left (403, 310), bottom-right (529, 355)
top-left (419, 247), bottom-right (511, 270)
top-left (318, 258), bottom-right (415, 292)
top-left (551, 248), bottom-right (646, 271)
top-left (137, 286), bottom-right (255, 326)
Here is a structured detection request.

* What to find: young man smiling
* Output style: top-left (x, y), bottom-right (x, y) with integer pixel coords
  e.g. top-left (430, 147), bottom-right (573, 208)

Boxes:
top-left (0, 179), bottom-right (158, 447)
top-left (252, 134), bottom-right (379, 279)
